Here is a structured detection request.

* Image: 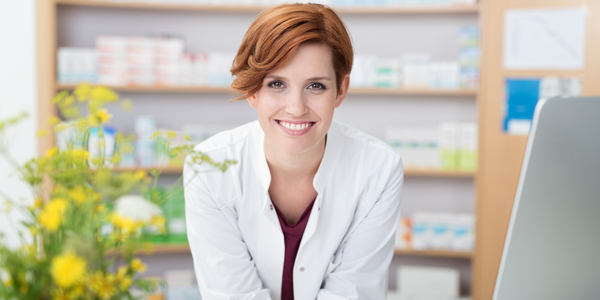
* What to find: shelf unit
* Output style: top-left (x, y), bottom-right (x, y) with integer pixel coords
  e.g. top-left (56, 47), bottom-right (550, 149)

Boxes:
top-left (38, 0), bottom-right (482, 297)
top-left (56, 0), bottom-right (480, 14)
top-left (56, 83), bottom-right (479, 96)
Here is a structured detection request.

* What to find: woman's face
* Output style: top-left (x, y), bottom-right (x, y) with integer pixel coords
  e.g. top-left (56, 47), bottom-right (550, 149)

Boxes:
top-left (248, 43), bottom-right (349, 156)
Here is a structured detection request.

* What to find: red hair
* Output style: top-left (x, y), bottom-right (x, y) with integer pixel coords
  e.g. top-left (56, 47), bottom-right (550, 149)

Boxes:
top-left (230, 3), bottom-right (353, 101)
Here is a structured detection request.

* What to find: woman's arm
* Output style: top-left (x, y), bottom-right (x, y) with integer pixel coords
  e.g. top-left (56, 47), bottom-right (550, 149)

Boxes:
top-left (184, 162), bottom-right (273, 300)
top-left (317, 154), bottom-right (404, 300)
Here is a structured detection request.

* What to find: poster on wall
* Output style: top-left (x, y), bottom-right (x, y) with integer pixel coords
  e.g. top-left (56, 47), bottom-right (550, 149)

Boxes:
top-left (503, 77), bottom-right (581, 135)
top-left (503, 7), bottom-right (587, 70)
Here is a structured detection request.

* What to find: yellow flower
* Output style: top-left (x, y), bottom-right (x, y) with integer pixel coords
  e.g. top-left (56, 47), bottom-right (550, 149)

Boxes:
top-left (51, 288), bottom-right (69, 300)
top-left (91, 86), bottom-right (118, 102)
top-left (55, 124), bottom-right (67, 132)
top-left (74, 83), bottom-right (92, 102)
top-left (63, 96), bottom-right (75, 106)
top-left (110, 213), bottom-right (141, 234)
top-left (119, 276), bottom-right (132, 292)
top-left (130, 258), bottom-right (147, 273)
top-left (133, 170), bottom-right (147, 181)
top-left (94, 203), bottom-right (107, 214)
top-left (96, 109), bottom-right (112, 124)
top-left (117, 266), bottom-right (128, 279)
top-left (150, 215), bottom-right (167, 234)
top-left (45, 147), bottom-right (58, 157)
top-left (50, 252), bottom-right (86, 288)
top-left (183, 134), bottom-right (192, 141)
top-left (68, 186), bottom-right (87, 204)
top-left (38, 198), bottom-right (68, 232)
top-left (70, 149), bottom-right (90, 160)
top-left (47, 116), bottom-right (62, 126)
top-left (166, 130), bottom-right (177, 139)
top-left (37, 129), bottom-right (49, 137)
top-left (149, 131), bottom-right (163, 140)
top-left (89, 271), bottom-right (116, 299)
top-left (69, 284), bottom-right (85, 299)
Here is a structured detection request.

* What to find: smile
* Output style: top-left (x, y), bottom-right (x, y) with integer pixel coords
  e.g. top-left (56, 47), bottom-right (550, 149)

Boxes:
top-left (275, 120), bottom-right (316, 136)
top-left (277, 120), bottom-right (315, 130)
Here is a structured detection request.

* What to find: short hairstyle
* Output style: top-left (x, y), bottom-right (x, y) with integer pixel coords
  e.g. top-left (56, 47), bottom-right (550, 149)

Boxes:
top-left (230, 3), bottom-right (353, 101)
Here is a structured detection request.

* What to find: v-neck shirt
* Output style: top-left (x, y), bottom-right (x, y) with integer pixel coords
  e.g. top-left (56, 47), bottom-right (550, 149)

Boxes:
top-left (272, 198), bottom-right (316, 300)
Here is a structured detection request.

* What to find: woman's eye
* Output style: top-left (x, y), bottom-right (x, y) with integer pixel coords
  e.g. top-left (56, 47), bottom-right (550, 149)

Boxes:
top-left (308, 82), bottom-right (326, 90)
top-left (308, 83), bottom-right (326, 90)
top-left (268, 81), bottom-right (285, 89)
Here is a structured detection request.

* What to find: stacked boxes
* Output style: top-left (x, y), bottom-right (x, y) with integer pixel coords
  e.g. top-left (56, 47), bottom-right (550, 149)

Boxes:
top-left (459, 26), bottom-right (480, 89)
top-left (351, 53), bottom-right (463, 90)
top-left (385, 123), bottom-right (478, 171)
top-left (144, 189), bottom-right (188, 245)
top-left (57, 36), bottom-right (235, 87)
top-left (396, 213), bottom-right (475, 251)
top-left (96, 36), bottom-right (184, 86)
top-left (162, 190), bottom-right (187, 244)
top-left (57, 48), bottom-right (98, 84)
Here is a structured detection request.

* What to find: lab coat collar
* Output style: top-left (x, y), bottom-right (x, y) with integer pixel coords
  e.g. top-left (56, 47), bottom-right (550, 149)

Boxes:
top-left (252, 120), bottom-right (343, 212)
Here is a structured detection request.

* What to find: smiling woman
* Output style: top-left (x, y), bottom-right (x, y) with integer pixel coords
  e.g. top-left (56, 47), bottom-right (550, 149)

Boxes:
top-left (184, 3), bottom-right (404, 300)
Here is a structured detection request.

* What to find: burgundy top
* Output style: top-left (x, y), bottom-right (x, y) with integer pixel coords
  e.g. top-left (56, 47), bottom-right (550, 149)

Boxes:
top-left (272, 199), bottom-right (316, 300)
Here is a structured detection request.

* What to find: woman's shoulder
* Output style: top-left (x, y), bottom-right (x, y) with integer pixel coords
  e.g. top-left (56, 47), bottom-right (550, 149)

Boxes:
top-left (333, 119), bottom-right (398, 161)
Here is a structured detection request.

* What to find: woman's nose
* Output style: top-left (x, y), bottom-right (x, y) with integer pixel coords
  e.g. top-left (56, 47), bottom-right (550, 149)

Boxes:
top-left (284, 91), bottom-right (308, 117)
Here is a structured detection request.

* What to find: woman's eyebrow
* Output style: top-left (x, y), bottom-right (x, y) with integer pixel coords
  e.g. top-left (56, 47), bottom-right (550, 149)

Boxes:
top-left (307, 76), bottom-right (332, 81)
top-left (265, 75), bottom-right (287, 81)
top-left (264, 75), bottom-right (332, 82)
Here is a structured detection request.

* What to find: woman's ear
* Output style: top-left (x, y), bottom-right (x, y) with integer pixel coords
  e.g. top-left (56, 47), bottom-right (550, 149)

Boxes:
top-left (334, 74), bottom-right (350, 108)
top-left (247, 93), bottom-right (258, 108)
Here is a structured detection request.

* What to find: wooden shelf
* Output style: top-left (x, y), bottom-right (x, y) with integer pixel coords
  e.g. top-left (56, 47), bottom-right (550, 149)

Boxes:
top-left (56, 83), bottom-right (233, 94)
top-left (112, 166), bottom-right (475, 178)
top-left (55, 83), bottom-right (478, 97)
top-left (394, 248), bottom-right (472, 259)
top-left (403, 168), bottom-right (476, 178)
top-left (55, 0), bottom-right (480, 14)
top-left (113, 166), bottom-right (184, 174)
top-left (143, 243), bottom-right (472, 259)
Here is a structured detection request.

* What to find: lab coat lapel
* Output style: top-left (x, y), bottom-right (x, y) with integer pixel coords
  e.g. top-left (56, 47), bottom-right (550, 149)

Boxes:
top-left (298, 121), bottom-right (343, 254)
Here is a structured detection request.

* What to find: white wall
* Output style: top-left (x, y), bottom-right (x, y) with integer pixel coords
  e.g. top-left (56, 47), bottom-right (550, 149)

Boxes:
top-left (0, 0), bottom-right (37, 249)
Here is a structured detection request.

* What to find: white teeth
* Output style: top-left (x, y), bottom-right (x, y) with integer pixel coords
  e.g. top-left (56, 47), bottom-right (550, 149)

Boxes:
top-left (278, 121), bottom-right (313, 131)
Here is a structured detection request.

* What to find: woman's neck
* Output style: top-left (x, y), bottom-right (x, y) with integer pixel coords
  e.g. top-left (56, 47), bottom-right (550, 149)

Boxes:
top-left (264, 136), bottom-right (326, 181)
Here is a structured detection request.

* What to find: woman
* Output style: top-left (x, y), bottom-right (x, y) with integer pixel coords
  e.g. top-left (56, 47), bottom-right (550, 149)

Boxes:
top-left (184, 3), bottom-right (404, 300)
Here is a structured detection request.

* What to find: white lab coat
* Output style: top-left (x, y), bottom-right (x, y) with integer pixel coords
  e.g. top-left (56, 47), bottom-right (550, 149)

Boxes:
top-left (184, 119), bottom-right (403, 300)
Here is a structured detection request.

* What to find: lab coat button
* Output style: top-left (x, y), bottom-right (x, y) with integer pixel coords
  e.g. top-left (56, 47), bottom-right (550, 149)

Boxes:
top-left (299, 267), bottom-right (305, 272)
top-left (270, 204), bottom-right (273, 210)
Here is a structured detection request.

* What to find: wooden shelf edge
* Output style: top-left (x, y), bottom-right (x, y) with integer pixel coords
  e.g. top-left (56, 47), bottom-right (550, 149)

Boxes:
top-left (403, 168), bottom-right (477, 178)
top-left (113, 166), bottom-right (184, 174)
top-left (112, 166), bottom-right (475, 177)
top-left (394, 248), bottom-right (472, 258)
top-left (144, 244), bottom-right (472, 258)
top-left (55, 0), bottom-right (480, 14)
top-left (55, 83), bottom-right (478, 97)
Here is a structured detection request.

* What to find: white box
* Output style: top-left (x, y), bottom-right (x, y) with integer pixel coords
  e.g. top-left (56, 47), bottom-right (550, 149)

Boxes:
top-left (398, 266), bottom-right (459, 298)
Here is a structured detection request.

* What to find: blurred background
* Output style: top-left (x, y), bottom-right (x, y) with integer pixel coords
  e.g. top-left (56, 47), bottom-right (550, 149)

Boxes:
top-left (1, 0), bottom-right (598, 299)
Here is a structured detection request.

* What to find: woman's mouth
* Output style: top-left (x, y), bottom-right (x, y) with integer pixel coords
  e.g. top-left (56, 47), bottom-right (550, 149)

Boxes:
top-left (275, 120), bottom-right (316, 136)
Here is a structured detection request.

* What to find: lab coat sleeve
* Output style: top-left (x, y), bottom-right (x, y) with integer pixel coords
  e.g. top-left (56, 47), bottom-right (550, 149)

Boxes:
top-left (316, 154), bottom-right (404, 300)
top-left (184, 162), bottom-right (273, 300)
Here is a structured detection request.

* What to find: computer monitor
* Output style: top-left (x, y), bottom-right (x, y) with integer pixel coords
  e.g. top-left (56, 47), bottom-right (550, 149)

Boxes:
top-left (492, 97), bottom-right (600, 300)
